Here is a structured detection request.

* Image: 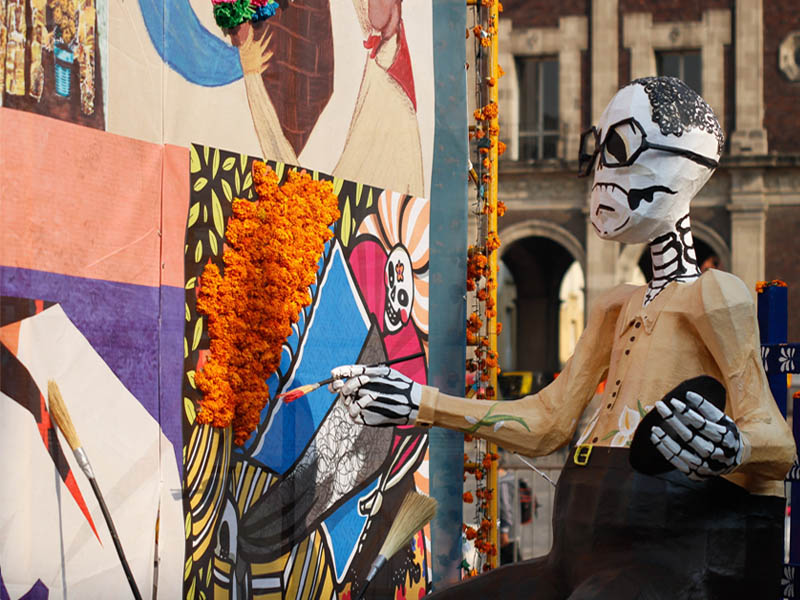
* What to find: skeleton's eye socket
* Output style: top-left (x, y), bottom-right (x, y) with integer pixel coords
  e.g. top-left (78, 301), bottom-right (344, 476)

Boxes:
top-left (602, 121), bottom-right (643, 166)
top-left (398, 289), bottom-right (409, 306)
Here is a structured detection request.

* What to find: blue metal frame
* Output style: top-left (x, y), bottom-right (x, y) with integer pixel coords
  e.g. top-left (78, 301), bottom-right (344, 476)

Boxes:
top-left (757, 285), bottom-right (800, 599)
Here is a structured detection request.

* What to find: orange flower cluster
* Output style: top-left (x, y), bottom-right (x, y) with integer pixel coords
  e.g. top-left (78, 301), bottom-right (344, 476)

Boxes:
top-left (463, 491), bottom-right (474, 503)
top-left (755, 279), bottom-right (788, 293)
top-left (195, 163), bottom-right (340, 445)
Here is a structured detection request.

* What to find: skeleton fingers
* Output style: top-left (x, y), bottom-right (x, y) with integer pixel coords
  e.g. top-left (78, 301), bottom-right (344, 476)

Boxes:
top-left (650, 390), bottom-right (747, 480)
top-left (329, 365), bottom-right (421, 427)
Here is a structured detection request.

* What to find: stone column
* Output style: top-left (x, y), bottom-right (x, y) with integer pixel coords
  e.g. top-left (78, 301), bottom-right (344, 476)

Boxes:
top-left (731, 0), bottom-right (768, 154)
top-left (729, 170), bottom-right (767, 297)
top-left (558, 16), bottom-right (588, 161)
top-left (591, 0), bottom-right (619, 123)
top-left (587, 0), bottom-right (620, 313)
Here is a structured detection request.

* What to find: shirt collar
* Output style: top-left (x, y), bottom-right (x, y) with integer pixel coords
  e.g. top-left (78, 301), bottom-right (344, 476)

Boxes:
top-left (616, 282), bottom-right (676, 338)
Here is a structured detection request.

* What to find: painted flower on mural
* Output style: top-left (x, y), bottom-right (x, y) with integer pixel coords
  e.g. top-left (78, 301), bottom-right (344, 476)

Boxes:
top-left (195, 162), bottom-right (340, 445)
top-left (761, 346), bottom-right (770, 371)
top-left (779, 347), bottom-right (796, 373)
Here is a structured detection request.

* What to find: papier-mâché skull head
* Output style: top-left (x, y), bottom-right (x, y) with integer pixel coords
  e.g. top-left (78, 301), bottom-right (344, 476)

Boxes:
top-left (580, 77), bottom-right (723, 244)
top-left (384, 245), bottom-right (414, 333)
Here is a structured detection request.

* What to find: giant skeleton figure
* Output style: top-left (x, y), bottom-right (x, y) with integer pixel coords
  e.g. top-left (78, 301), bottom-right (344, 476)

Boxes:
top-left (331, 77), bottom-right (797, 599)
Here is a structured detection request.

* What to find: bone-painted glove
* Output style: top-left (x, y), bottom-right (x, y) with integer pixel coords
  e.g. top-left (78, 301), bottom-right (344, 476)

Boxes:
top-left (329, 365), bottom-right (421, 427)
top-left (650, 390), bottom-right (747, 480)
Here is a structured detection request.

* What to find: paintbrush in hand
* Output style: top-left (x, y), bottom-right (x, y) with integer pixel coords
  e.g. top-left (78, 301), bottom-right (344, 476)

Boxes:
top-left (48, 380), bottom-right (143, 600)
top-left (276, 351), bottom-right (425, 403)
top-left (355, 490), bottom-right (437, 600)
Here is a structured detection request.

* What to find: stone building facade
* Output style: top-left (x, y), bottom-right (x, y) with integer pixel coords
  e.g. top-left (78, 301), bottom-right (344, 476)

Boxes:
top-left (492, 0), bottom-right (800, 379)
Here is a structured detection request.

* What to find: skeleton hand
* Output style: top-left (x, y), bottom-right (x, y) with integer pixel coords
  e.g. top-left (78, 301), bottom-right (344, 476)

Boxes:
top-left (328, 365), bottom-right (421, 427)
top-left (650, 390), bottom-right (747, 480)
top-left (230, 22), bottom-right (274, 75)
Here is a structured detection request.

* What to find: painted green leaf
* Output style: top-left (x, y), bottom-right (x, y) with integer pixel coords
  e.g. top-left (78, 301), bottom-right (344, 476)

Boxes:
top-left (221, 179), bottom-right (232, 202)
top-left (601, 429), bottom-right (618, 441)
top-left (205, 563), bottom-right (212, 586)
top-left (187, 370), bottom-right (196, 389)
top-left (275, 161), bottom-right (285, 182)
top-left (355, 182), bottom-right (363, 206)
top-left (184, 397), bottom-right (196, 425)
top-left (185, 277), bottom-right (196, 290)
top-left (366, 188), bottom-right (373, 208)
top-left (209, 231), bottom-right (218, 255)
top-left (248, 189), bottom-right (253, 199)
top-left (192, 317), bottom-right (203, 351)
top-left (203, 145), bottom-right (209, 165)
top-left (240, 153), bottom-right (247, 172)
top-left (222, 156), bottom-right (236, 171)
top-left (188, 203), bottom-right (200, 227)
top-left (235, 168), bottom-right (241, 194)
top-left (194, 240), bottom-right (203, 262)
top-left (352, 217), bottom-right (356, 233)
top-left (211, 191), bottom-right (224, 237)
top-left (637, 399), bottom-right (647, 418)
top-left (184, 337), bottom-right (188, 358)
top-left (190, 145), bottom-right (201, 174)
top-left (333, 177), bottom-right (344, 196)
top-left (341, 198), bottom-right (352, 246)
top-left (184, 511), bottom-right (191, 539)
top-left (202, 205), bottom-right (208, 223)
top-left (193, 177), bottom-right (208, 192)
top-left (243, 170), bottom-right (252, 190)
top-left (212, 148), bottom-right (220, 178)
top-left (313, 170), bottom-right (319, 181)
top-left (185, 303), bottom-right (190, 321)
top-left (187, 578), bottom-right (196, 600)
top-left (184, 556), bottom-right (193, 581)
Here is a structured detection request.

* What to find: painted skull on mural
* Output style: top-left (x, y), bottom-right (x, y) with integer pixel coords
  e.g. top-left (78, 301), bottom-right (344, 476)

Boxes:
top-left (384, 245), bottom-right (414, 332)
top-left (581, 76), bottom-right (723, 245)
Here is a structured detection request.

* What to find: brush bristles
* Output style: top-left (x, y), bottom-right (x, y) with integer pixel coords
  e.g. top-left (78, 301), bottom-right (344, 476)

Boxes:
top-left (378, 491), bottom-right (437, 559)
top-left (48, 380), bottom-right (82, 451)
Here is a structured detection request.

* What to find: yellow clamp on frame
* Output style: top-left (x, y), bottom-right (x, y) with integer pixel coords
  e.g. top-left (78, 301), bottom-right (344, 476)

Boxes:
top-left (573, 444), bottom-right (593, 466)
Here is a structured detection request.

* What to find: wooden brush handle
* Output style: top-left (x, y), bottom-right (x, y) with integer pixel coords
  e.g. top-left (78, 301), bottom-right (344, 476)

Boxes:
top-left (48, 380), bottom-right (82, 451)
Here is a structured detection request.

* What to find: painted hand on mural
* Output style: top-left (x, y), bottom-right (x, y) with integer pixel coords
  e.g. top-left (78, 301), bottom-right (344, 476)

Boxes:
top-left (229, 22), bottom-right (274, 76)
top-left (330, 365), bottom-right (421, 426)
top-left (650, 391), bottom-right (747, 480)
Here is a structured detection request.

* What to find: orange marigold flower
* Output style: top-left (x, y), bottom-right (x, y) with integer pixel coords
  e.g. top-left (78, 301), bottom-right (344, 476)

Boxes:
top-left (497, 201), bottom-right (506, 217)
top-left (476, 128), bottom-right (486, 139)
top-left (465, 526), bottom-right (478, 540)
top-left (196, 164), bottom-right (340, 445)
top-left (497, 141), bottom-right (507, 156)
top-left (483, 102), bottom-right (499, 118)
top-left (487, 231), bottom-right (501, 252)
top-left (496, 321), bottom-right (503, 335)
top-left (498, 65), bottom-right (505, 77)
top-left (480, 37), bottom-right (491, 47)
top-left (463, 491), bottom-right (474, 503)
top-left (473, 109), bottom-right (484, 121)
top-left (467, 312), bottom-right (483, 332)
top-left (482, 158), bottom-right (491, 169)
top-left (486, 77), bottom-right (496, 87)
top-left (472, 25), bottom-right (482, 36)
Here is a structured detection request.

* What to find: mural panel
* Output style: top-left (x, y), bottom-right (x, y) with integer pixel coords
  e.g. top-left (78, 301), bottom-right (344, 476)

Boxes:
top-left (181, 144), bottom-right (431, 599)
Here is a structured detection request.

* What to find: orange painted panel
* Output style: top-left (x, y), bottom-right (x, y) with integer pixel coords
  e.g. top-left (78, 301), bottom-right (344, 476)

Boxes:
top-left (1, 108), bottom-right (163, 287)
top-left (162, 144), bottom-right (190, 288)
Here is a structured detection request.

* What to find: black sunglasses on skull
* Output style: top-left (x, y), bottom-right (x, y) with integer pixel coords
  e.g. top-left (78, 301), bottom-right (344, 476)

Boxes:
top-left (577, 117), bottom-right (719, 177)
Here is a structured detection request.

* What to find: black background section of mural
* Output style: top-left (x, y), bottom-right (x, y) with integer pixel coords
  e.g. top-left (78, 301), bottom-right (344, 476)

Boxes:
top-left (0, 296), bottom-right (55, 326)
top-left (3, 0), bottom-right (105, 129)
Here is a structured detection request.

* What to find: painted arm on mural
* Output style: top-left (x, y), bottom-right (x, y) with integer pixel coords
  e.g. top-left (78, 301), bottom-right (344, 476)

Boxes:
top-left (332, 284), bottom-right (631, 457)
top-left (229, 23), bottom-right (298, 164)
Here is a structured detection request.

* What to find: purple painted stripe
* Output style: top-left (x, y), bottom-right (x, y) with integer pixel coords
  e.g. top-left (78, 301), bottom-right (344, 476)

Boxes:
top-left (0, 267), bottom-right (183, 471)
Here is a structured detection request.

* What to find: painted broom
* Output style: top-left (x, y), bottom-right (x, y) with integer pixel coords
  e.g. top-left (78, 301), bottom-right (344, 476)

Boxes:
top-left (355, 490), bottom-right (438, 600)
top-left (48, 380), bottom-right (144, 600)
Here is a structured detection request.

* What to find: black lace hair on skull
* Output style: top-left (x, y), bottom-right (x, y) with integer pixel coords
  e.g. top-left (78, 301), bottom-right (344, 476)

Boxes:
top-left (630, 76), bottom-right (724, 156)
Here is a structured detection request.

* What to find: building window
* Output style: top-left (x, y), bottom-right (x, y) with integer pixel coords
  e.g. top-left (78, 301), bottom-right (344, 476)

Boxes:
top-left (517, 57), bottom-right (559, 160)
top-left (656, 50), bottom-right (701, 94)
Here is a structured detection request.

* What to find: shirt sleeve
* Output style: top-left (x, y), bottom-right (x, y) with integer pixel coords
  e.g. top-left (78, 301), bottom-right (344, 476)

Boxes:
top-left (690, 270), bottom-right (795, 486)
top-left (414, 284), bottom-right (634, 457)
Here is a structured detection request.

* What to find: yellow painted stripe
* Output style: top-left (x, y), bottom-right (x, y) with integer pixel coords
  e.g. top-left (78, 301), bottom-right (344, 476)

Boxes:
top-left (186, 425), bottom-right (210, 489)
top-left (250, 552), bottom-right (290, 576)
top-left (284, 536), bottom-right (311, 599)
top-left (236, 465), bottom-right (256, 515)
top-left (190, 431), bottom-right (221, 512)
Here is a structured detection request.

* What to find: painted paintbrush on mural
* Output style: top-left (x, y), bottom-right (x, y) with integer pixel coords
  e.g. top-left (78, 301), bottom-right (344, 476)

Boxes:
top-left (276, 351), bottom-right (426, 403)
top-left (47, 380), bottom-right (144, 600)
top-left (355, 490), bottom-right (437, 600)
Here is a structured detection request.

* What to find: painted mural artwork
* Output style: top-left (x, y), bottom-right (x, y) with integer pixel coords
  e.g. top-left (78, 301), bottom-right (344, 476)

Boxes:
top-left (0, 0), bottom-right (106, 127)
top-left (182, 144), bottom-right (431, 599)
top-left (1, 0), bottom-right (444, 593)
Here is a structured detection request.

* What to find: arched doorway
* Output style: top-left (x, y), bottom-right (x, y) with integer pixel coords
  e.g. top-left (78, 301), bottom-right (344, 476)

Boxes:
top-left (498, 227), bottom-right (584, 394)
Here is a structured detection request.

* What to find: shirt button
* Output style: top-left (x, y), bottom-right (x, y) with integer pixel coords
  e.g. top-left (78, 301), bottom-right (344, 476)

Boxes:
top-left (625, 349), bottom-right (630, 355)
top-left (592, 437), bottom-right (598, 443)
top-left (615, 380), bottom-right (621, 385)
top-left (606, 403), bottom-right (612, 409)
top-left (635, 322), bottom-right (641, 328)
top-left (630, 336), bottom-right (635, 342)
top-left (612, 392), bottom-right (616, 398)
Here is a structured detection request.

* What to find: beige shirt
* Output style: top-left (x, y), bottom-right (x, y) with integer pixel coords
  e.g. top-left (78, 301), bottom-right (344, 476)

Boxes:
top-left (417, 270), bottom-right (795, 495)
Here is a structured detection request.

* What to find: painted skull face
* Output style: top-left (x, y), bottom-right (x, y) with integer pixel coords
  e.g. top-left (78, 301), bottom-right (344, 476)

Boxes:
top-left (580, 77), bottom-right (723, 244)
top-left (384, 245), bottom-right (414, 333)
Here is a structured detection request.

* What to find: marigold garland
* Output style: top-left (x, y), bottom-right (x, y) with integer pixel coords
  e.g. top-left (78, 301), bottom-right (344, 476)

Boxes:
top-left (195, 163), bottom-right (340, 445)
